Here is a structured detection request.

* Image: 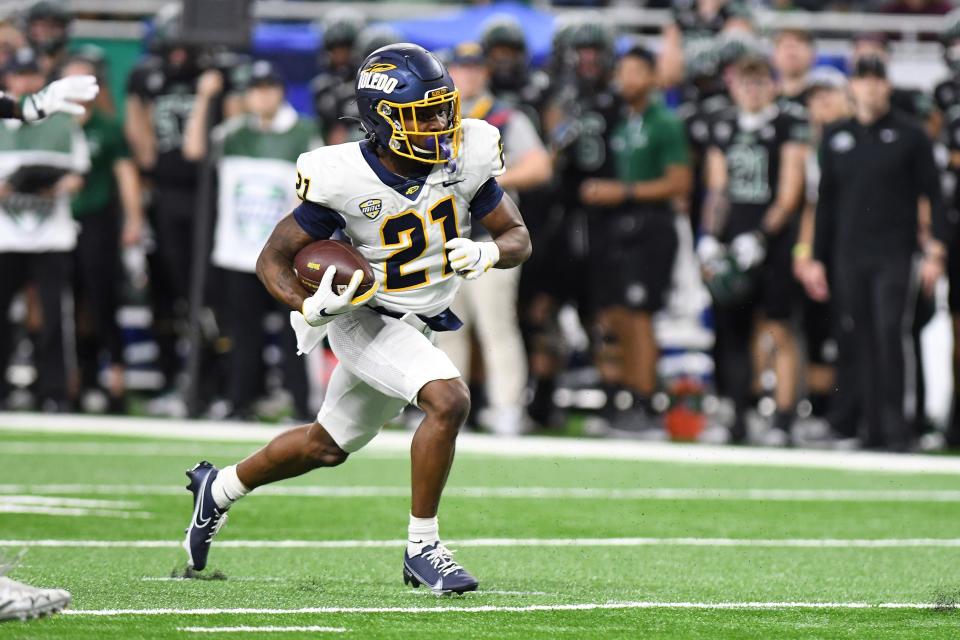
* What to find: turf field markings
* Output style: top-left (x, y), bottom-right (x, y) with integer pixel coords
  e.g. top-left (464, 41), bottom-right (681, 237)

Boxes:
top-left (142, 577), bottom-right (285, 582)
top-left (62, 601), bottom-right (952, 616)
top-left (0, 502), bottom-right (151, 519)
top-left (178, 626), bottom-right (347, 633)
top-left (7, 484), bottom-right (960, 502)
top-left (0, 495), bottom-right (149, 519)
top-left (0, 495), bottom-right (141, 509)
top-left (7, 537), bottom-right (960, 549)
top-left (0, 441), bottom-right (261, 457)
top-left (4, 413), bottom-right (960, 474)
top-left (407, 589), bottom-right (551, 597)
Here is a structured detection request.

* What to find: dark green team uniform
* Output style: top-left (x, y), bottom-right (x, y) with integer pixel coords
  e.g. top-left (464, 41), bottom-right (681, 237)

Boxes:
top-left (611, 100), bottom-right (690, 192)
top-left (71, 108), bottom-right (131, 392)
top-left (590, 98), bottom-right (690, 313)
top-left (73, 109), bottom-right (129, 217)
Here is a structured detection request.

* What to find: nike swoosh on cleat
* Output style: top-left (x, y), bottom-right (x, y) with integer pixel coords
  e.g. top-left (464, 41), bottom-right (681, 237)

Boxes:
top-left (193, 474), bottom-right (212, 529)
top-left (431, 578), bottom-right (444, 592)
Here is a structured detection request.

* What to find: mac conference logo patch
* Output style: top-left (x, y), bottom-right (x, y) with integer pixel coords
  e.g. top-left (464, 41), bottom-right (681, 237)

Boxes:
top-left (359, 198), bottom-right (383, 219)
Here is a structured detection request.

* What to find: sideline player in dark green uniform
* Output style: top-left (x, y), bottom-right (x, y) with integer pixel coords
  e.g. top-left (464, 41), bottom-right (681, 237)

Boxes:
top-left (580, 46), bottom-right (692, 430)
top-left (65, 55), bottom-right (144, 414)
top-left (699, 56), bottom-right (809, 445)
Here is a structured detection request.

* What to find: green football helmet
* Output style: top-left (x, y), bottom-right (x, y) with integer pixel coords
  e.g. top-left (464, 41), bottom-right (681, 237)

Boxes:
top-left (942, 9), bottom-right (960, 72)
top-left (321, 7), bottom-right (365, 51)
top-left (480, 14), bottom-right (526, 54)
top-left (703, 251), bottom-right (756, 307)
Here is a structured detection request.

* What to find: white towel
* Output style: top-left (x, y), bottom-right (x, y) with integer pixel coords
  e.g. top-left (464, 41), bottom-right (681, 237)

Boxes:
top-left (289, 311), bottom-right (328, 355)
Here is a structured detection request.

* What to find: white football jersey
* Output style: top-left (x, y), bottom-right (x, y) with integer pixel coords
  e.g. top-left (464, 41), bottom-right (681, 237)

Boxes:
top-left (295, 118), bottom-right (505, 317)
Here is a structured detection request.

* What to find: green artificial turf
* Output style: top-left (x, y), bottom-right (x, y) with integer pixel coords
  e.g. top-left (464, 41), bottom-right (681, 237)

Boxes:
top-left (0, 426), bottom-right (959, 639)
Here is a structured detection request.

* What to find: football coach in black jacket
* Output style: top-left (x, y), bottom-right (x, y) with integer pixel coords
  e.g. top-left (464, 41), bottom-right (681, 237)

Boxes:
top-left (802, 56), bottom-right (950, 451)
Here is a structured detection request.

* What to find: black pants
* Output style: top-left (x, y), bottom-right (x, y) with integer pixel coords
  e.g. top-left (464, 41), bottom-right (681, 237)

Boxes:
top-left (713, 299), bottom-right (761, 418)
top-left (712, 227), bottom-right (798, 417)
top-left (833, 254), bottom-right (919, 451)
top-left (0, 252), bottom-right (72, 405)
top-left (74, 208), bottom-right (123, 390)
top-left (221, 269), bottom-right (309, 419)
top-left (148, 187), bottom-right (196, 390)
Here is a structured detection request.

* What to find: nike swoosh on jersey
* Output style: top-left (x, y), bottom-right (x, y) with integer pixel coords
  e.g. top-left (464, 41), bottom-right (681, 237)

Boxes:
top-left (442, 179), bottom-right (465, 187)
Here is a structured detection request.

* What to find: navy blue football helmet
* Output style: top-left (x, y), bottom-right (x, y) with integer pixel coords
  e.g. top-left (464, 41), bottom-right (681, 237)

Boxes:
top-left (355, 43), bottom-right (461, 164)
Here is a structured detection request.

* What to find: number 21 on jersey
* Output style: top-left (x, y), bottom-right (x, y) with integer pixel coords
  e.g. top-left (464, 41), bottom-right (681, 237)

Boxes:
top-left (380, 196), bottom-right (460, 291)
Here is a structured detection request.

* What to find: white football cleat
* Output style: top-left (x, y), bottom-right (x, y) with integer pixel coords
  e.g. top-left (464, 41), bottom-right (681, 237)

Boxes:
top-left (0, 576), bottom-right (71, 621)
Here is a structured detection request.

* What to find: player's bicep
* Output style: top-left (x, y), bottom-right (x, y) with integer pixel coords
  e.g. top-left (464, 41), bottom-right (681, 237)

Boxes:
top-left (291, 199), bottom-right (346, 241)
top-left (263, 214), bottom-right (317, 262)
top-left (705, 147), bottom-right (727, 190)
top-left (477, 191), bottom-right (525, 239)
top-left (779, 142), bottom-right (808, 190)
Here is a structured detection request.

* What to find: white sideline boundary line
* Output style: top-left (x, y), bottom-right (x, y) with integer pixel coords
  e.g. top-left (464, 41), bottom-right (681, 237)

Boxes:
top-left (177, 625), bottom-right (347, 633)
top-left (3, 412), bottom-right (960, 474)
top-left (4, 483), bottom-right (960, 502)
top-left (62, 601), bottom-right (951, 616)
top-left (5, 537), bottom-right (960, 549)
top-left (178, 627), bottom-right (346, 634)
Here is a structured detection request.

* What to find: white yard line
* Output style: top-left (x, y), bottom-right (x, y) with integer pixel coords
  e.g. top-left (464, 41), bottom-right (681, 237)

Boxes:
top-left (178, 626), bottom-right (347, 633)
top-left (63, 601), bottom-right (949, 616)
top-left (3, 412), bottom-right (960, 474)
top-left (5, 537), bottom-right (960, 549)
top-left (0, 505), bottom-right (151, 519)
top-left (0, 495), bottom-right (140, 508)
top-left (3, 484), bottom-right (960, 502)
top-left (0, 442), bottom-right (257, 457)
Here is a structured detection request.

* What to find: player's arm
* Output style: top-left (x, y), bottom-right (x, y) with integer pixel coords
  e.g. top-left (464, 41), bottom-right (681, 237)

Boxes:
top-left (125, 94), bottom-right (156, 171)
top-left (255, 214), bottom-right (315, 312)
top-left (114, 157), bottom-right (145, 246)
top-left (695, 146), bottom-right (729, 268)
top-left (700, 146), bottom-right (728, 238)
top-left (579, 164), bottom-right (691, 208)
top-left (478, 191), bottom-right (532, 269)
top-left (657, 23), bottom-right (684, 89)
top-left (914, 130), bottom-right (949, 296)
top-left (182, 70), bottom-right (223, 161)
top-left (761, 141), bottom-right (807, 236)
top-left (496, 112), bottom-right (552, 192)
top-left (445, 190), bottom-right (531, 280)
top-left (0, 75), bottom-right (98, 122)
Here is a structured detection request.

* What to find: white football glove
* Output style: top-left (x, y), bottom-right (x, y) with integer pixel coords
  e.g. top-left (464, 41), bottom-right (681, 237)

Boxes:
top-left (300, 266), bottom-right (378, 327)
top-left (445, 237), bottom-right (500, 281)
top-left (21, 75), bottom-right (100, 122)
top-left (730, 231), bottom-right (767, 271)
top-left (695, 235), bottom-right (723, 266)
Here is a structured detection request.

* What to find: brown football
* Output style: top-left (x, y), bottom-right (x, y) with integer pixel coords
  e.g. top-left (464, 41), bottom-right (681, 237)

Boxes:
top-left (293, 240), bottom-right (376, 297)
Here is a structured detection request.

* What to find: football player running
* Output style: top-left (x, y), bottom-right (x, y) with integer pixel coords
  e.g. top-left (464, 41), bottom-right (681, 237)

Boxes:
top-left (182, 44), bottom-right (531, 595)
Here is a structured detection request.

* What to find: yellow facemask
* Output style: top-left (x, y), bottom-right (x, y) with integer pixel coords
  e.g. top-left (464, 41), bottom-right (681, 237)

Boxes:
top-left (375, 88), bottom-right (462, 164)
